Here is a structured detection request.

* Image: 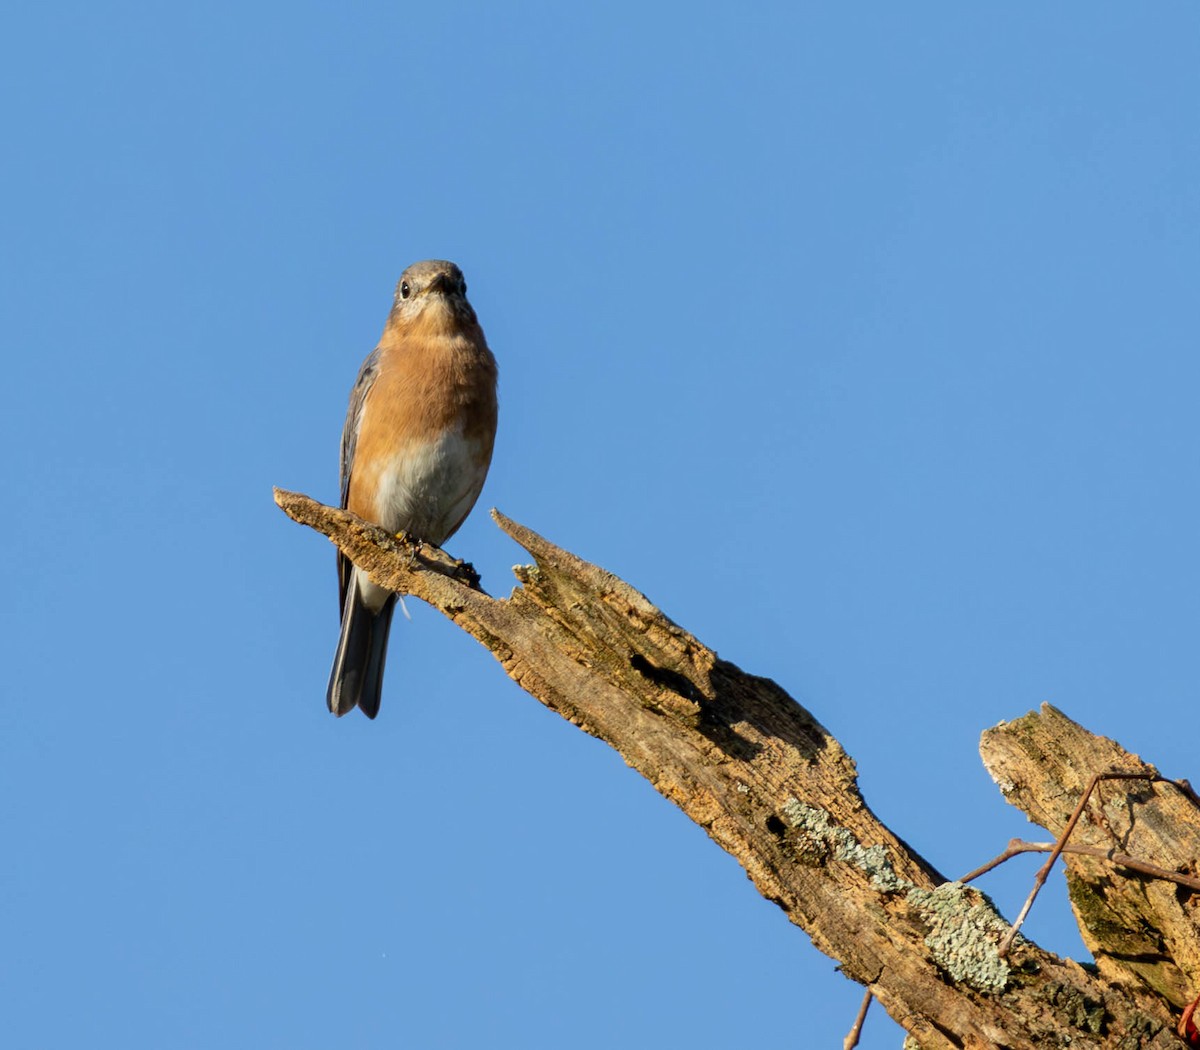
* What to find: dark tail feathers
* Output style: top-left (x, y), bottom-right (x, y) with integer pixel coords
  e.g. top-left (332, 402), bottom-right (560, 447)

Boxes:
top-left (326, 583), bottom-right (397, 719)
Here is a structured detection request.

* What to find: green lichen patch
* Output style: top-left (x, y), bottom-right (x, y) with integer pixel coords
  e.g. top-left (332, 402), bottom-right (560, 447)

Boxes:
top-left (907, 882), bottom-right (1011, 994)
top-left (779, 798), bottom-right (907, 892)
top-left (779, 800), bottom-right (1012, 994)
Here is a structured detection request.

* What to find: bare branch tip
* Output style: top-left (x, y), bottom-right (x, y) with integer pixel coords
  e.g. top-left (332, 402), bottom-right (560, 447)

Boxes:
top-left (489, 508), bottom-right (546, 555)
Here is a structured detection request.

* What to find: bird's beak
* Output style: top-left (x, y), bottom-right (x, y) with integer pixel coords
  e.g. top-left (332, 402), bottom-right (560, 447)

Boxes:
top-left (427, 272), bottom-right (455, 296)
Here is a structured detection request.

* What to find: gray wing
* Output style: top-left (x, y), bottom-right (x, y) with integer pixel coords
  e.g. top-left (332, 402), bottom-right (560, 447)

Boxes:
top-left (337, 347), bottom-right (382, 610)
top-left (340, 346), bottom-right (382, 508)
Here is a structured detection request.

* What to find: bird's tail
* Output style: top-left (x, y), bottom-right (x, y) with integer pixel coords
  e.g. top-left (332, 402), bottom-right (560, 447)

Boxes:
top-left (326, 581), bottom-right (397, 719)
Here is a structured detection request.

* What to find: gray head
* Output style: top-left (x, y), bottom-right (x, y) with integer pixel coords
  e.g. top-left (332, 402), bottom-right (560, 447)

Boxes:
top-left (390, 259), bottom-right (475, 324)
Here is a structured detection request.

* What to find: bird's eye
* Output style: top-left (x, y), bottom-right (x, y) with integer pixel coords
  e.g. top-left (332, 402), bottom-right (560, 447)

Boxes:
top-left (400, 281), bottom-right (411, 299)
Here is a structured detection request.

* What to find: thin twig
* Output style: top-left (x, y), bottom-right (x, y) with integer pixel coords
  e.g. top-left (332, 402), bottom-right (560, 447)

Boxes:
top-left (996, 772), bottom-right (1180, 957)
top-left (961, 838), bottom-right (1200, 892)
top-left (830, 772), bottom-right (1198, 1044)
top-left (959, 839), bottom-right (1031, 884)
top-left (843, 988), bottom-right (873, 1050)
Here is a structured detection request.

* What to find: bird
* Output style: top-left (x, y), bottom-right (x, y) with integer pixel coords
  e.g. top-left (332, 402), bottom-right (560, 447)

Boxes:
top-left (326, 259), bottom-right (499, 719)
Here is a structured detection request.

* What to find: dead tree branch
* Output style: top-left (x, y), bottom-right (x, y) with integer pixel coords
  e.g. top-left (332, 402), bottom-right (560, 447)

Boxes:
top-left (981, 707), bottom-right (1200, 1011)
top-left (276, 488), bottom-right (1189, 1048)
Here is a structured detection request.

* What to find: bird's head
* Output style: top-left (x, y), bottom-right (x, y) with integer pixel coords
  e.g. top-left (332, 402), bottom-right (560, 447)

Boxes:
top-left (390, 259), bottom-right (475, 326)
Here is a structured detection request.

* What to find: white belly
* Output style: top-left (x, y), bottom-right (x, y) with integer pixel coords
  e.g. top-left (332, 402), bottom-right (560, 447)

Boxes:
top-left (353, 425), bottom-right (489, 612)
top-left (370, 424), bottom-right (489, 546)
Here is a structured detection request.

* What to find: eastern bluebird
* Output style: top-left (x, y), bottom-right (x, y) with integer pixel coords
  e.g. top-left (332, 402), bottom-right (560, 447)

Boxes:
top-left (326, 260), bottom-right (499, 719)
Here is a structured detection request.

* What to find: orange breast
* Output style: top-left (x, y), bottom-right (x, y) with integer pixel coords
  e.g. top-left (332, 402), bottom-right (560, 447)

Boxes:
top-left (347, 307), bottom-right (498, 542)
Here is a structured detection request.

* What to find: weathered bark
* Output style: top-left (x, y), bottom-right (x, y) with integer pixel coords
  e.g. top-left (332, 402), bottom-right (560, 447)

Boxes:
top-left (276, 489), bottom-right (1190, 1048)
top-left (981, 707), bottom-right (1200, 1010)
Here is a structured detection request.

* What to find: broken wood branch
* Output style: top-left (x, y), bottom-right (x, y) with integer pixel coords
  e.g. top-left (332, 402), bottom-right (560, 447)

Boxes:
top-left (277, 488), bottom-right (1190, 1048)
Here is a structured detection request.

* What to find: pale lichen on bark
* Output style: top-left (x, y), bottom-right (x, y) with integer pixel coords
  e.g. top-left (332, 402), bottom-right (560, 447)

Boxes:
top-left (781, 798), bottom-right (1011, 994)
top-left (780, 797), bottom-right (907, 892)
top-left (908, 883), bottom-right (1011, 994)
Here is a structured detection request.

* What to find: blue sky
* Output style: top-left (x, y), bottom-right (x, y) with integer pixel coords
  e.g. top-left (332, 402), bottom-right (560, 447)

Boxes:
top-left (3, 3), bottom-right (1199, 1047)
